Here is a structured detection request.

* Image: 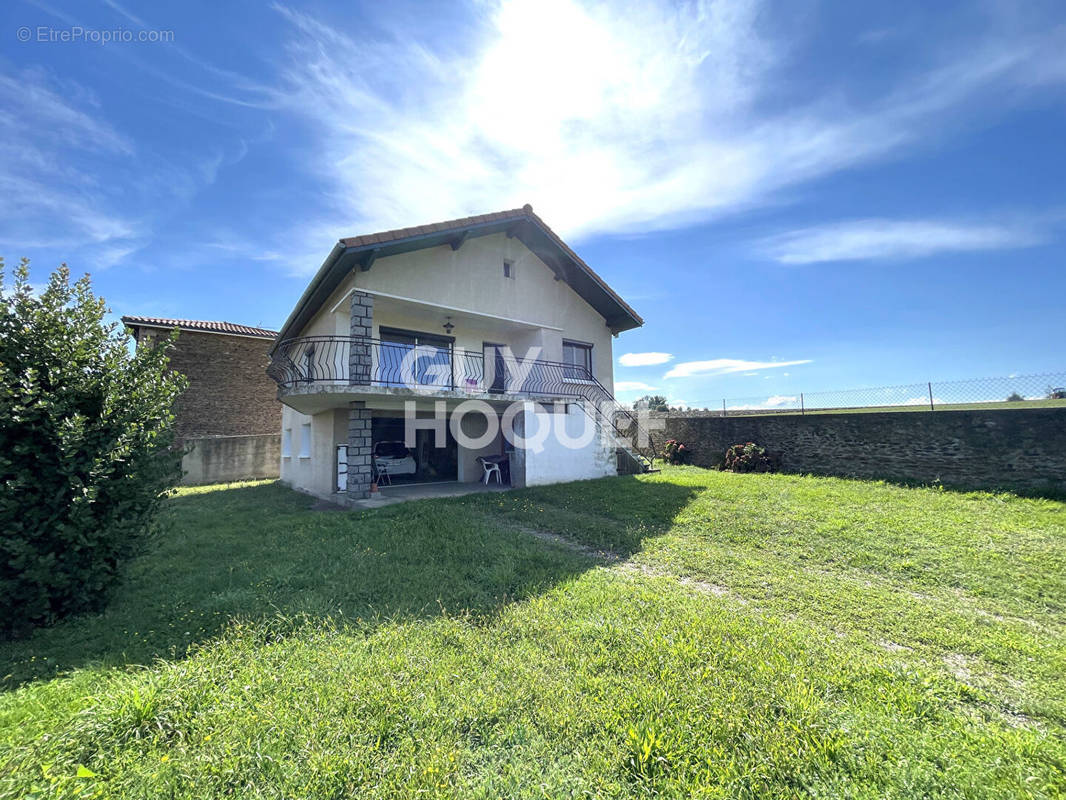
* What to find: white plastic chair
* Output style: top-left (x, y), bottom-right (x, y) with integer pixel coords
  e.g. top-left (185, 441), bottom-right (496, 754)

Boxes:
top-left (477, 457), bottom-right (501, 485)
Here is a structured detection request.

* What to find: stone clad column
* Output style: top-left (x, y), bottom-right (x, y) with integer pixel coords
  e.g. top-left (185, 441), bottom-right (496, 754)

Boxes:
top-left (347, 400), bottom-right (372, 499)
top-left (349, 290), bottom-right (373, 385)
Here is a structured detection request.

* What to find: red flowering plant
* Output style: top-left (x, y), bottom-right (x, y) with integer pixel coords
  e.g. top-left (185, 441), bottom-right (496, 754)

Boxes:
top-left (722, 442), bottom-right (780, 473)
top-left (662, 439), bottom-right (690, 465)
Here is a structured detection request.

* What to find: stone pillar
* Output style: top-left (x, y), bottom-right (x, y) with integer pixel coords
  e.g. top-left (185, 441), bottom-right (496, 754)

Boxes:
top-left (349, 290), bottom-right (373, 385)
top-left (347, 401), bottom-right (373, 499)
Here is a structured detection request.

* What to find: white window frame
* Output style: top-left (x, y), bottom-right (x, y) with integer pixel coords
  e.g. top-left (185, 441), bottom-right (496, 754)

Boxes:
top-left (299, 423), bottom-right (312, 459)
top-left (282, 428), bottom-right (292, 458)
top-left (562, 340), bottom-right (594, 383)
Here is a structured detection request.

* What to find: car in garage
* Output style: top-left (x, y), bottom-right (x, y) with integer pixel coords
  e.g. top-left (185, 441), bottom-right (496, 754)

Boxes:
top-left (373, 440), bottom-right (417, 478)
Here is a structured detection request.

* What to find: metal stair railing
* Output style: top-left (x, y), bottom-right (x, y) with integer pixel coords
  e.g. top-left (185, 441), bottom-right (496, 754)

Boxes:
top-left (562, 372), bottom-right (659, 473)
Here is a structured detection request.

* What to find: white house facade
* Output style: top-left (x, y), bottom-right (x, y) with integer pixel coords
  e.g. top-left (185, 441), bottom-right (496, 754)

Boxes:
top-left (267, 205), bottom-right (654, 503)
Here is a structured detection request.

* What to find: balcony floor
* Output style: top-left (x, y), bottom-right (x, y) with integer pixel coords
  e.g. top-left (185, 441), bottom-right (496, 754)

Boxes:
top-left (279, 381), bottom-right (578, 414)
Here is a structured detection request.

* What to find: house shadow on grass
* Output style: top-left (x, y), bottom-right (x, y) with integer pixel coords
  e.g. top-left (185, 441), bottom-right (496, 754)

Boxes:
top-left (461, 473), bottom-right (701, 556)
top-left (0, 475), bottom-right (698, 690)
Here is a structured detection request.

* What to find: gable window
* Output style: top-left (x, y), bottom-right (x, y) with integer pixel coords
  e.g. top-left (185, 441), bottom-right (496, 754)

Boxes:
top-left (503, 259), bottom-right (514, 279)
top-left (562, 340), bottom-right (593, 380)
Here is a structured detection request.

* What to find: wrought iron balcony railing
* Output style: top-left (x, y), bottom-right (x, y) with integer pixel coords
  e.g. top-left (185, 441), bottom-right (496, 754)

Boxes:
top-left (267, 335), bottom-right (658, 467)
top-left (267, 336), bottom-right (597, 396)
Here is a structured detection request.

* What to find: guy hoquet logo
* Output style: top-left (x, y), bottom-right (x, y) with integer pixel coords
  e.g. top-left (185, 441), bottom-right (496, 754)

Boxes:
top-left (378, 345), bottom-right (662, 453)
top-left (399, 399), bottom-right (661, 454)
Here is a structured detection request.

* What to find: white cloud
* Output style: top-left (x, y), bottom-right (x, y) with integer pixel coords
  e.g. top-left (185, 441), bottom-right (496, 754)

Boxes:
top-left (614, 381), bottom-right (659, 392)
top-left (619, 352), bottom-right (674, 367)
top-left (267, 0), bottom-right (1066, 267)
top-left (0, 68), bottom-right (227, 270)
top-left (902, 396), bottom-right (944, 406)
top-left (0, 71), bottom-right (133, 157)
top-left (664, 358), bottom-right (812, 379)
top-left (763, 218), bottom-right (1045, 264)
top-left (0, 70), bottom-right (139, 256)
top-left (766, 394), bottom-right (798, 406)
top-left (729, 396), bottom-right (797, 409)
top-left (726, 394), bottom-right (797, 411)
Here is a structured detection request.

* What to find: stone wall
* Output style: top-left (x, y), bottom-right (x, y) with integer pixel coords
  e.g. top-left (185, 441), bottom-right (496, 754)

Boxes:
top-left (182, 434), bottom-right (281, 485)
top-left (349, 290), bottom-right (373, 385)
top-left (649, 408), bottom-right (1066, 493)
top-left (136, 329), bottom-right (281, 443)
top-left (346, 401), bottom-right (373, 499)
top-left (346, 291), bottom-right (375, 500)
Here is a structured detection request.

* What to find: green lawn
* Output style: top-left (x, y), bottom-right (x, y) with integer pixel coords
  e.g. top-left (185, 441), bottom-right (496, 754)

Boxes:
top-left (724, 397), bottom-right (1066, 416)
top-left (1, 469), bottom-right (1064, 798)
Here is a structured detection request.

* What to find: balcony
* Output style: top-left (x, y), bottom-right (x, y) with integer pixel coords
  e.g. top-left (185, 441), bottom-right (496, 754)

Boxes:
top-left (267, 335), bottom-right (658, 471)
top-left (267, 335), bottom-right (605, 401)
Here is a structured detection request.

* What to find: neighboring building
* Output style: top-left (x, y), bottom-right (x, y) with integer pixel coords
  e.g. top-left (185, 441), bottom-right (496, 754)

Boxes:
top-left (268, 204), bottom-right (653, 503)
top-left (122, 317), bottom-right (282, 484)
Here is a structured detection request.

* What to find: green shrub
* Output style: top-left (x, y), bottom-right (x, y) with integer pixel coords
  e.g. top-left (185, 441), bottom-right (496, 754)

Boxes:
top-left (722, 442), bottom-right (780, 473)
top-left (0, 259), bottom-right (186, 636)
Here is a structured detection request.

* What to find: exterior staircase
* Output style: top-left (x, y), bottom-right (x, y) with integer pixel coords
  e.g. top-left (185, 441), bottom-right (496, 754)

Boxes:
top-left (571, 377), bottom-right (660, 474)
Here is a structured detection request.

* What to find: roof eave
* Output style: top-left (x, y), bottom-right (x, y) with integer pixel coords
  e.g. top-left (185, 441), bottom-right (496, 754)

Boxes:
top-left (272, 210), bottom-right (643, 346)
top-left (520, 215), bottom-right (643, 332)
top-left (270, 241), bottom-right (348, 353)
top-left (121, 316), bottom-right (277, 340)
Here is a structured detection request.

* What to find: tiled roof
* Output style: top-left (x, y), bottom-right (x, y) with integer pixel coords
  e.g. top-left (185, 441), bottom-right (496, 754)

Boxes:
top-left (121, 316), bottom-right (278, 339)
top-left (338, 204), bottom-right (643, 326)
top-left (339, 207), bottom-right (528, 249)
top-left (274, 204), bottom-right (643, 348)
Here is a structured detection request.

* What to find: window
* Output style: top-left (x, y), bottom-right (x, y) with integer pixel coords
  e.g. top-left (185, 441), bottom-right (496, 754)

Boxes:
top-left (378, 327), bottom-right (454, 388)
top-left (503, 259), bottom-right (514, 279)
top-left (562, 341), bottom-right (593, 380)
top-left (299, 423), bottom-right (312, 459)
top-left (282, 428), bottom-right (292, 458)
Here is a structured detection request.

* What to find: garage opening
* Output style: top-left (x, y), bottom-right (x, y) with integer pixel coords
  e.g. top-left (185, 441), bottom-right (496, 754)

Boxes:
top-left (371, 416), bottom-right (457, 485)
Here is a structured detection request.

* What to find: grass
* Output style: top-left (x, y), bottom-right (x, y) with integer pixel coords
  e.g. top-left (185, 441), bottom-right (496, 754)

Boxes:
top-left (1, 470), bottom-right (1064, 798)
top-left (723, 397), bottom-right (1066, 417)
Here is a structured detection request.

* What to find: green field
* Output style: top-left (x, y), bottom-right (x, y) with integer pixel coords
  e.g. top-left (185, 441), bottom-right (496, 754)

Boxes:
top-left (2, 469), bottom-right (1064, 798)
top-left (723, 397), bottom-right (1066, 417)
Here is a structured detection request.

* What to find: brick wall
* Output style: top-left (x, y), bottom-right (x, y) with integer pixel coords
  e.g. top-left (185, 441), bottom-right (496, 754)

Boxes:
top-left (649, 408), bottom-right (1066, 493)
top-left (135, 329), bottom-right (281, 443)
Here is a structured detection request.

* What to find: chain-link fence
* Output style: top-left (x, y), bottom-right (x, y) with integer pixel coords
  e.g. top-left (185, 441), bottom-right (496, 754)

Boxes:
top-left (715, 372), bottom-right (1066, 416)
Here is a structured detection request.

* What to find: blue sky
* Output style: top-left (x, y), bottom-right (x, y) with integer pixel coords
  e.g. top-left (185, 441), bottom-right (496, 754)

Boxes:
top-left (2, 0), bottom-right (1065, 409)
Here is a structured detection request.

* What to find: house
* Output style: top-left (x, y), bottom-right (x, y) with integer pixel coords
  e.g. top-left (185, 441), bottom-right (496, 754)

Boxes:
top-left (122, 317), bottom-right (282, 484)
top-left (267, 205), bottom-right (653, 503)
